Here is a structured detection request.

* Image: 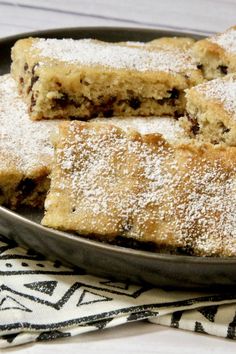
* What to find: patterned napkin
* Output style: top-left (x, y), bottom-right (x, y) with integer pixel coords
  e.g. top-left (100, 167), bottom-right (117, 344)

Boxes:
top-left (0, 235), bottom-right (236, 348)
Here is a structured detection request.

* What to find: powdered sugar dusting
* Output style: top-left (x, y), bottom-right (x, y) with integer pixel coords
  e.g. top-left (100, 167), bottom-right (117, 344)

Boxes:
top-left (0, 74), bottom-right (58, 173)
top-left (92, 116), bottom-right (187, 143)
top-left (46, 121), bottom-right (236, 256)
top-left (195, 75), bottom-right (236, 119)
top-left (211, 27), bottom-right (236, 54)
top-left (33, 38), bottom-right (196, 73)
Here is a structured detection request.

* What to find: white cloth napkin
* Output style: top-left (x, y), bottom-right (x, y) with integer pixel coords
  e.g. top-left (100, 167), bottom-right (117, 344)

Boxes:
top-left (0, 234), bottom-right (236, 348)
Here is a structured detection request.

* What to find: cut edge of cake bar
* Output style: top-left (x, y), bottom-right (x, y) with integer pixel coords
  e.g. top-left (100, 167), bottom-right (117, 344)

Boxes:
top-left (182, 73), bottom-right (236, 146)
top-left (11, 37), bottom-right (203, 120)
top-left (0, 74), bottom-right (59, 208)
top-left (192, 25), bottom-right (236, 80)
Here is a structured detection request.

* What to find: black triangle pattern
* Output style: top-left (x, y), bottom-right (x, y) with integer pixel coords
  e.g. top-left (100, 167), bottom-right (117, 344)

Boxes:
top-left (0, 236), bottom-right (17, 255)
top-left (194, 321), bottom-right (207, 334)
top-left (24, 281), bottom-right (58, 296)
top-left (88, 318), bottom-right (114, 330)
top-left (199, 305), bottom-right (219, 323)
top-left (170, 311), bottom-right (183, 328)
top-left (100, 280), bottom-right (129, 290)
top-left (227, 311), bottom-right (236, 339)
top-left (127, 310), bottom-right (158, 322)
top-left (77, 289), bottom-right (112, 306)
top-left (37, 330), bottom-right (71, 341)
top-left (1, 333), bottom-right (19, 344)
top-left (0, 296), bottom-right (32, 312)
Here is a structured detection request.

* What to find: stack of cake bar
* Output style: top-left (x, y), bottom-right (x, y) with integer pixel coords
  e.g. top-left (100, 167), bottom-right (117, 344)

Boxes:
top-left (2, 26), bottom-right (236, 256)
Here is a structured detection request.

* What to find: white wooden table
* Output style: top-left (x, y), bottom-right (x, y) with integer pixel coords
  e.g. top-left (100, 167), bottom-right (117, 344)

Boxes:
top-left (1, 1), bottom-right (236, 352)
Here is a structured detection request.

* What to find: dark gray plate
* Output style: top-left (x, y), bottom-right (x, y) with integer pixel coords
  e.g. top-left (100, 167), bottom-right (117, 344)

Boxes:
top-left (1, 26), bottom-right (236, 290)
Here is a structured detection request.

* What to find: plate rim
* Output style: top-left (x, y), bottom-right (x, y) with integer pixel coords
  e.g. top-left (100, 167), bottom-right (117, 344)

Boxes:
top-left (0, 25), bottom-right (209, 44)
top-left (1, 204), bottom-right (236, 265)
top-left (1, 25), bottom-right (235, 266)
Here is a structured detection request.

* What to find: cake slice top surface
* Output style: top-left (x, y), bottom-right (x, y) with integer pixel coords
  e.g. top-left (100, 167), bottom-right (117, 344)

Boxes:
top-left (210, 26), bottom-right (236, 54)
top-left (44, 121), bottom-right (236, 255)
top-left (0, 74), bottom-right (58, 173)
top-left (31, 38), bottom-right (197, 73)
top-left (188, 74), bottom-right (236, 118)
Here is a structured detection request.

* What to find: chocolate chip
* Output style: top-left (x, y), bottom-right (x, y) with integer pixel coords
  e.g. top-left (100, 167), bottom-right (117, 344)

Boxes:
top-left (218, 65), bottom-right (228, 75)
top-left (197, 64), bottom-right (203, 70)
top-left (30, 94), bottom-right (36, 111)
top-left (17, 178), bottom-right (36, 198)
top-left (129, 97), bottom-right (141, 110)
top-left (103, 109), bottom-right (114, 117)
top-left (168, 88), bottom-right (179, 100)
top-left (219, 121), bottom-right (230, 134)
top-left (52, 93), bottom-right (70, 109)
top-left (24, 63), bottom-right (29, 71)
top-left (90, 96), bottom-right (116, 117)
top-left (55, 81), bottom-right (62, 87)
top-left (187, 114), bottom-right (200, 135)
top-left (27, 75), bottom-right (39, 94)
top-left (32, 63), bottom-right (39, 75)
top-left (31, 75), bottom-right (39, 86)
top-left (191, 122), bottom-right (200, 135)
top-left (174, 111), bottom-right (181, 119)
top-left (19, 77), bottom-right (24, 85)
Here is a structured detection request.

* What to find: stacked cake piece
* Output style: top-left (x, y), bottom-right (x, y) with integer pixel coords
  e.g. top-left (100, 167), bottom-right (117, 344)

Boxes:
top-left (1, 27), bottom-right (236, 256)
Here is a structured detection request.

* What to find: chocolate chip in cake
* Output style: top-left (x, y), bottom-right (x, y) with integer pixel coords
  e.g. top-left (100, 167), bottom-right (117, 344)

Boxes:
top-left (55, 81), bottom-right (62, 87)
top-left (27, 75), bottom-right (39, 94)
top-left (30, 94), bottom-right (36, 111)
top-left (219, 121), bottom-right (230, 134)
top-left (187, 114), bottom-right (200, 135)
top-left (19, 77), bottom-right (24, 85)
top-left (24, 63), bottom-right (29, 71)
top-left (191, 122), bottom-right (200, 135)
top-left (32, 63), bottom-right (39, 75)
top-left (168, 88), bottom-right (179, 100)
top-left (17, 178), bottom-right (36, 198)
top-left (52, 93), bottom-right (70, 109)
top-left (218, 65), bottom-right (228, 75)
top-left (197, 64), bottom-right (203, 70)
top-left (129, 97), bottom-right (141, 110)
top-left (103, 109), bottom-right (114, 117)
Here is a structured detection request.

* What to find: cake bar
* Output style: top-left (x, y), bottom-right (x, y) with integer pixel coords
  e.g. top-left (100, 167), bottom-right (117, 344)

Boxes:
top-left (192, 26), bottom-right (236, 80)
top-left (11, 37), bottom-right (203, 120)
top-left (0, 74), bottom-right (59, 208)
top-left (183, 73), bottom-right (236, 146)
top-left (42, 121), bottom-right (236, 257)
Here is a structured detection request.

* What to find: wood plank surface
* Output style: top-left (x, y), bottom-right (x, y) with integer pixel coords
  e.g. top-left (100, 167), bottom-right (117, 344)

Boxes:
top-left (1, 0), bottom-right (236, 37)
